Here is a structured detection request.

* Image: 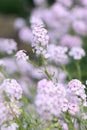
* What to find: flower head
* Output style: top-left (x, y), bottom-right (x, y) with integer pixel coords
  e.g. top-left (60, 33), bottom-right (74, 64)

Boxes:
top-left (0, 39), bottom-right (17, 54)
top-left (69, 47), bottom-right (85, 60)
top-left (15, 50), bottom-right (29, 61)
top-left (32, 24), bottom-right (49, 55)
top-left (48, 45), bottom-right (68, 64)
top-left (1, 79), bottom-right (22, 100)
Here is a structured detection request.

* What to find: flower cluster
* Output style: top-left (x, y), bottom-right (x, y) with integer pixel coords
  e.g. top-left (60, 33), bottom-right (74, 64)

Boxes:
top-left (69, 47), bottom-right (86, 60)
top-left (0, 38), bottom-right (17, 54)
top-left (32, 24), bottom-right (49, 55)
top-left (47, 45), bottom-right (68, 64)
top-left (0, 79), bottom-right (22, 125)
top-left (15, 50), bottom-right (29, 61)
top-left (36, 79), bottom-right (87, 123)
top-left (68, 79), bottom-right (86, 101)
top-left (35, 79), bottom-right (66, 119)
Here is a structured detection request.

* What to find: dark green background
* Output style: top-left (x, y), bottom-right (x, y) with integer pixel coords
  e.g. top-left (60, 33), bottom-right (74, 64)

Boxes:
top-left (0, 0), bottom-right (34, 16)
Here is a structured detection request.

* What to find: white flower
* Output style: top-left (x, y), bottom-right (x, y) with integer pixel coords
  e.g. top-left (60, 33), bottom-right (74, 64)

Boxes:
top-left (30, 16), bottom-right (44, 26)
top-left (69, 47), bottom-right (85, 60)
top-left (60, 34), bottom-right (82, 48)
top-left (7, 101), bottom-right (21, 118)
top-left (0, 103), bottom-right (8, 125)
top-left (72, 20), bottom-right (87, 36)
top-left (48, 45), bottom-right (68, 64)
top-left (68, 103), bottom-right (79, 115)
top-left (14, 18), bottom-right (26, 30)
top-left (0, 39), bottom-right (17, 54)
top-left (32, 24), bottom-right (49, 55)
top-left (0, 101), bottom-right (21, 125)
top-left (0, 78), bottom-right (22, 125)
top-left (61, 99), bottom-right (68, 112)
top-left (1, 79), bottom-right (22, 100)
top-left (32, 24), bottom-right (49, 46)
top-left (0, 60), bottom-right (5, 67)
top-left (53, 46), bottom-right (68, 62)
top-left (35, 79), bottom-right (67, 119)
top-left (83, 101), bottom-right (87, 107)
top-left (2, 58), bottom-right (17, 74)
top-left (86, 80), bottom-right (87, 85)
top-left (68, 79), bottom-right (86, 100)
top-left (61, 122), bottom-right (68, 130)
top-left (15, 50), bottom-right (29, 61)
top-left (1, 123), bottom-right (18, 130)
top-left (68, 79), bottom-right (82, 91)
top-left (19, 26), bottom-right (33, 43)
top-left (82, 113), bottom-right (87, 120)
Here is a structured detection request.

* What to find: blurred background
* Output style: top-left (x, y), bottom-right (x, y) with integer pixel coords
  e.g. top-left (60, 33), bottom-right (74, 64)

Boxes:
top-left (0, 0), bottom-right (33, 37)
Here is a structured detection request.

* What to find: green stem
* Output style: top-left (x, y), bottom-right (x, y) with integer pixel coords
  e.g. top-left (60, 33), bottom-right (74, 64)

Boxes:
top-left (44, 69), bottom-right (53, 80)
top-left (8, 103), bottom-right (24, 130)
top-left (0, 67), bottom-right (9, 78)
top-left (41, 54), bottom-right (53, 81)
top-left (27, 59), bottom-right (39, 68)
top-left (63, 112), bottom-right (76, 130)
top-left (77, 120), bottom-right (82, 130)
top-left (60, 64), bottom-right (71, 81)
top-left (27, 55), bottom-right (53, 81)
top-left (76, 61), bottom-right (81, 80)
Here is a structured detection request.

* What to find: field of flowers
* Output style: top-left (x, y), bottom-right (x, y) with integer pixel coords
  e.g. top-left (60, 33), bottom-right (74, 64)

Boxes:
top-left (0, 0), bottom-right (87, 130)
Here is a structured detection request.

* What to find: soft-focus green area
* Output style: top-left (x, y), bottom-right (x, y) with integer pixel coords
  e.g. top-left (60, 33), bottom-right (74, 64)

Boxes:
top-left (0, 0), bottom-right (34, 16)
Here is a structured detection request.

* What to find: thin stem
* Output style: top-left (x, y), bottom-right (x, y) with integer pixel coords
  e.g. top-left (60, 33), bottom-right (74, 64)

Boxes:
top-left (60, 64), bottom-right (71, 81)
top-left (27, 59), bottom-right (39, 68)
top-left (8, 103), bottom-right (24, 130)
top-left (0, 67), bottom-right (9, 78)
top-left (27, 57), bottom-right (53, 80)
top-left (44, 69), bottom-right (53, 80)
top-left (63, 112), bottom-right (76, 130)
top-left (41, 54), bottom-right (53, 81)
top-left (76, 61), bottom-right (81, 80)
